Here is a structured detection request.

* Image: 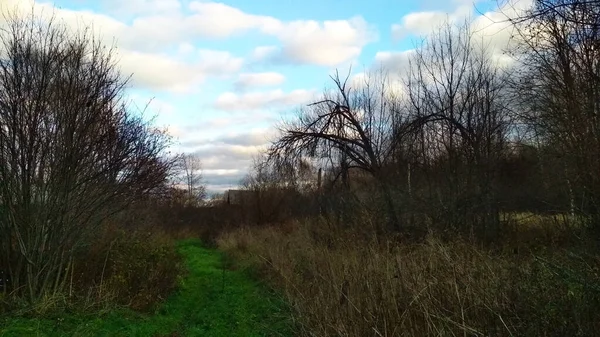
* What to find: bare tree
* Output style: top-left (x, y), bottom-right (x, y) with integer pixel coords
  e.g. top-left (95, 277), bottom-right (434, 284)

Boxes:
top-left (509, 0), bottom-right (600, 226)
top-left (268, 69), bottom-right (424, 230)
top-left (406, 20), bottom-right (513, 238)
top-left (238, 152), bottom-right (314, 225)
top-left (0, 10), bottom-right (173, 302)
top-left (501, 0), bottom-right (600, 26)
top-left (175, 153), bottom-right (206, 206)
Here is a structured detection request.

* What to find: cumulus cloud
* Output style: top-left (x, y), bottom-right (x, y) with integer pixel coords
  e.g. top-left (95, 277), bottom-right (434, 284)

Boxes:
top-left (1, 1), bottom-right (248, 93)
top-left (214, 89), bottom-right (317, 111)
top-left (117, 49), bottom-right (243, 93)
top-left (5, 0), bottom-right (377, 74)
top-left (392, 12), bottom-right (450, 38)
top-left (250, 46), bottom-right (279, 62)
top-left (374, 50), bottom-right (415, 74)
top-left (385, 0), bottom-right (535, 73)
top-left (347, 70), bottom-right (408, 102)
top-left (66, 0), bottom-right (375, 67)
top-left (127, 94), bottom-right (177, 116)
top-left (147, 98), bottom-right (177, 116)
top-left (178, 111), bottom-right (280, 140)
top-left (102, 0), bottom-right (181, 17)
top-left (234, 72), bottom-right (286, 91)
top-left (187, 1), bottom-right (281, 38)
top-left (391, 3), bottom-right (475, 40)
top-left (265, 16), bottom-right (378, 66)
top-left (469, 0), bottom-right (534, 63)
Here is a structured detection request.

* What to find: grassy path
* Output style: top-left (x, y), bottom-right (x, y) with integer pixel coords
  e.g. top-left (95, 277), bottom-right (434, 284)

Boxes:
top-left (1, 239), bottom-right (292, 337)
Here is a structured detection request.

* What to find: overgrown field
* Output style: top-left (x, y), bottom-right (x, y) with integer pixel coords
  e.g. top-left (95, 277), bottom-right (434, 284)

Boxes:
top-left (1, 239), bottom-right (293, 337)
top-left (218, 216), bottom-right (600, 337)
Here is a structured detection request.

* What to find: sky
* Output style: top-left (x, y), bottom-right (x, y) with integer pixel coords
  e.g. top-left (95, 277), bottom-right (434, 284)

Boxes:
top-left (0, 0), bottom-right (529, 194)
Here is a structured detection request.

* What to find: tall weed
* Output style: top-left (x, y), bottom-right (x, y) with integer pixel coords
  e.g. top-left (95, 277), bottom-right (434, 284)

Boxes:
top-left (218, 219), bottom-right (600, 336)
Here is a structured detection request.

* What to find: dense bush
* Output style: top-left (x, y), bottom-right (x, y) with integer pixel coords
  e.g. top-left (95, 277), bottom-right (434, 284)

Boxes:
top-left (76, 227), bottom-right (183, 311)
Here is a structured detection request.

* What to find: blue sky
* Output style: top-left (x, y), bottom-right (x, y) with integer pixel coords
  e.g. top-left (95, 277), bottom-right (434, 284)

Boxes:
top-left (2, 0), bottom-right (521, 194)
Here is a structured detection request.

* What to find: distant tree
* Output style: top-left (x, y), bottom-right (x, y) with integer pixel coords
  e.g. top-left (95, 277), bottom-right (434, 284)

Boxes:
top-left (175, 153), bottom-right (206, 206)
top-left (238, 154), bottom-right (300, 225)
top-left (0, 10), bottom-right (173, 302)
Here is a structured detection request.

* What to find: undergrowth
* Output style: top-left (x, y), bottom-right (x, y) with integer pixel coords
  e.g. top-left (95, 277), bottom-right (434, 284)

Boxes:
top-left (1, 239), bottom-right (293, 336)
top-left (1, 226), bottom-right (182, 316)
top-left (218, 216), bottom-right (600, 337)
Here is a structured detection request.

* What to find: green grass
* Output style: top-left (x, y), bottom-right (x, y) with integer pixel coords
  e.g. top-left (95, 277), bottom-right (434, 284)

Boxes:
top-left (0, 239), bottom-right (293, 337)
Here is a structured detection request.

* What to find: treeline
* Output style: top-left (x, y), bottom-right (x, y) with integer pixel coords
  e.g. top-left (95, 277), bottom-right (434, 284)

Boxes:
top-left (240, 0), bottom-right (600, 241)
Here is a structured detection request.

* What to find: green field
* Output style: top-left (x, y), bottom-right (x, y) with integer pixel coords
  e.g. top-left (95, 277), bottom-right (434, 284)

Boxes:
top-left (1, 239), bottom-right (292, 337)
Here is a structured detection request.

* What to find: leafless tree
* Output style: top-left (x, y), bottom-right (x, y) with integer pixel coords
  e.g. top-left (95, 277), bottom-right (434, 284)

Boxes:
top-left (509, 0), bottom-right (600, 225)
top-left (501, 0), bottom-right (600, 26)
top-left (268, 69), bottom-right (424, 230)
top-left (237, 153), bottom-right (312, 225)
top-left (406, 20), bottom-right (513, 238)
top-left (175, 153), bottom-right (206, 206)
top-left (0, 10), bottom-right (173, 302)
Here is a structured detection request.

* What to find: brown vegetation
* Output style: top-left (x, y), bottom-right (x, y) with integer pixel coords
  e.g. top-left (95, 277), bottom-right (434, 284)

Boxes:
top-left (218, 1), bottom-right (600, 335)
top-left (219, 217), bottom-right (600, 336)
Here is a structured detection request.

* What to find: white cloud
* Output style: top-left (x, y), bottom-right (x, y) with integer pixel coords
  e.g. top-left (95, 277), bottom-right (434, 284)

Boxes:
top-left (374, 50), bottom-right (415, 74)
top-left (165, 125), bottom-right (182, 138)
top-left (234, 72), bottom-right (285, 91)
top-left (391, 4), bottom-right (474, 40)
top-left (1, 1), bottom-right (245, 93)
top-left (4, 0), bottom-right (376, 71)
top-left (183, 129), bottom-right (277, 192)
top-left (178, 111), bottom-right (279, 139)
top-left (470, 0), bottom-right (534, 51)
top-left (215, 89), bottom-right (317, 111)
top-left (250, 46), bottom-right (279, 62)
top-left (266, 16), bottom-right (377, 66)
top-left (385, 0), bottom-right (535, 73)
top-left (148, 98), bottom-right (177, 115)
top-left (347, 69), bottom-right (408, 102)
top-left (392, 12), bottom-right (450, 38)
top-left (177, 42), bottom-right (195, 55)
top-left (187, 1), bottom-right (281, 38)
top-left (103, 0), bottom-right (182, 17)
top-left (128, 93), bottom-right (177, 116)
top-left (0, 0), bottom-right (396, 190)
top-left (117, 49), bottom-right (243, 93)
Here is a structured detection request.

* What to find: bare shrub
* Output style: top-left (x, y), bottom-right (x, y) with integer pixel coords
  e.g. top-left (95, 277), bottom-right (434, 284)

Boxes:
top-left (0, 10), bottom-right (173, 302)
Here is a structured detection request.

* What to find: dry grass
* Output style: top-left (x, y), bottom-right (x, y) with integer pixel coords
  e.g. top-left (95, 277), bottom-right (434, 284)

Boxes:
top-left (218, 217), bottom-right (600, 337)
